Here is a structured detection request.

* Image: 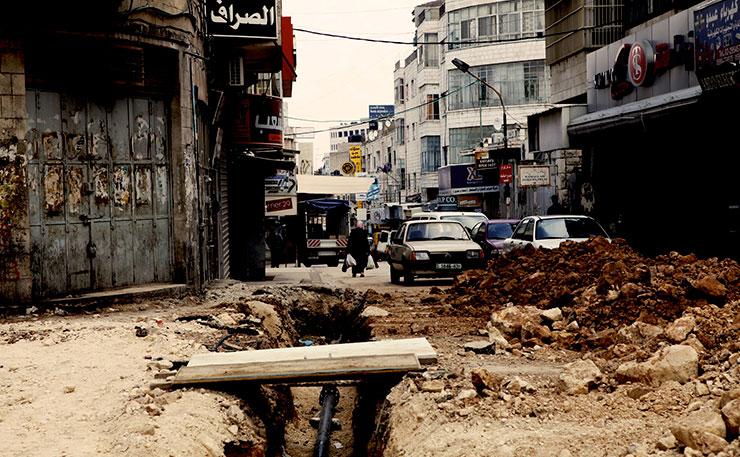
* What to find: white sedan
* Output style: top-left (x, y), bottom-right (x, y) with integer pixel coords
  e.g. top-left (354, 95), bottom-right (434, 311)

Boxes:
top-left (503, 215), bottom-right (610, 251)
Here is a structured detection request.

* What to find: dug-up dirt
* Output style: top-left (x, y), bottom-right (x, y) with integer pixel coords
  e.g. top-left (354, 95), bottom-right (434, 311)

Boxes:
top-left (4, 236), bottom-right (740, 457)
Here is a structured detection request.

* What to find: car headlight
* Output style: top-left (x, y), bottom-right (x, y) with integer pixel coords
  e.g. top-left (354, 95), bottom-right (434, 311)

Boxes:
top-left (412, 251), bottom-right (430, 261)
top-left (467, 250), bottom-right (483, 259)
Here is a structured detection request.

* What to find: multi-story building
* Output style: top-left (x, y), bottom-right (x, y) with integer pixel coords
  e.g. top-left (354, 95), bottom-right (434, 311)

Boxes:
top-left (386, 0), bottom-right (551, 214)
top-left (0, 1), bottom-right (296, 304)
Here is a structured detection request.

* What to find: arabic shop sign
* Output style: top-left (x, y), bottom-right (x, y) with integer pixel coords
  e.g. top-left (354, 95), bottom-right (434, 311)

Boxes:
top-left (228, 94), bottom-right (282, 146)
top-left (207, 0), bottom-right (278, 39)
top-left (694, 0), bottom-right (740, 91)
top-left (518, 165), bottom-right (551, 187)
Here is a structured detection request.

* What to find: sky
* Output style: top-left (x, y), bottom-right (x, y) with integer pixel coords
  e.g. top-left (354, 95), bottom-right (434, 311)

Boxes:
top-left (282, 1), bottom-right (425, 169)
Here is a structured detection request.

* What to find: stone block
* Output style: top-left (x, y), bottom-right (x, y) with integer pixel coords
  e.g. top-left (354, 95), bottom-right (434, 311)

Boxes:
top-left (10, 74), bottom-right (24, 95)
top-left (0, 50), bottom-right (24, 74)
top-left (0, 74), bottom-right (10, 95)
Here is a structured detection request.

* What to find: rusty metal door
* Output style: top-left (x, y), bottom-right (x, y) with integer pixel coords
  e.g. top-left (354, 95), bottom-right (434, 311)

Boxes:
top-left (26, 91), bottom-right (173, 298)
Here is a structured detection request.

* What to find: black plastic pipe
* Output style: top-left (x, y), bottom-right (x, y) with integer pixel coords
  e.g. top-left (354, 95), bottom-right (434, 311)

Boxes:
top-left (313, 386), bottom-right (340, 457)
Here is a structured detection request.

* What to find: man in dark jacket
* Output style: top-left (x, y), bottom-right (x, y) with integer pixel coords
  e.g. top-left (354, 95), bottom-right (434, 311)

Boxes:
top-left (347, 221), bottom-right (370, 277)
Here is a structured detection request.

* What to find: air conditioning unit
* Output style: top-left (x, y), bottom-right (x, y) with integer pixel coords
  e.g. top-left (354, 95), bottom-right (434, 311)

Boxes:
top-left (228, 56), bottom-right (244, 86)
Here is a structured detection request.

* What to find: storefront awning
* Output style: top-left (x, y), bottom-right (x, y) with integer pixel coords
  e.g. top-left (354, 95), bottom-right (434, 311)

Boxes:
top-left (297, 175), bottom-right (374, 195)
top-left (568, 86), bottom-right (702, 136)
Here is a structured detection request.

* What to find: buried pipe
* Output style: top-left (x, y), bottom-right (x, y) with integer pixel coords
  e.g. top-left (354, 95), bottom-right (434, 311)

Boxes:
top-left (314, 385), bottom-right (340, 457)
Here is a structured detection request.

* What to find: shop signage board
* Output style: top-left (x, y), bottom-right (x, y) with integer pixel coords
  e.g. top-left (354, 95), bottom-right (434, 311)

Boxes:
top-left (349, 145), bottom-right (362, 174)
top-left (694, 0), bottom-right (740, 91)
top-left (500, 164), bottom-right (513, 184)
top-left (438, 164), bottom-right (500, 196)
top-left (341, 161), bottom-right (356, 176)
top-left (457, 195), bottom-right (481, 208)
top-left (229, 95), bottom-right (282, 146)
top-left (206, 0), bottom-right (278, 39)
top-left (265, 196), bottom-right (297, 216)
top-left (369, 105), bottom-right (394, 119)
top-left (518, 165), bottom-right (551, 187)
top-left (474, 151), bottom-right (497, 170)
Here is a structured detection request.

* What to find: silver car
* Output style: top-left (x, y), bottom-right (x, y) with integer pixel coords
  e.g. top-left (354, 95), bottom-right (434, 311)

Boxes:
top-left (503, 215), bottom-right (610, 252)
top-left (387, 220), bottom-right (485, 284)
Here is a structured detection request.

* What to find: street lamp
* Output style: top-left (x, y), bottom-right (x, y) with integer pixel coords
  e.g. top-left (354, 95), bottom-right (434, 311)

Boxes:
top-left (452, 58), bottom-right (507, 151)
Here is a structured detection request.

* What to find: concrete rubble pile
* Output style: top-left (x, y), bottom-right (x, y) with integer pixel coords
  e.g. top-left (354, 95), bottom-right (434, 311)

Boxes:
top-left (440, 238), bottom-right (740, 455)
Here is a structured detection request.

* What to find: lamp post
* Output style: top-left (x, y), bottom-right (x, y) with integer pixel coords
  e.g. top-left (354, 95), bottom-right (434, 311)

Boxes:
top-left (452, 58), bottom-right (507, 152)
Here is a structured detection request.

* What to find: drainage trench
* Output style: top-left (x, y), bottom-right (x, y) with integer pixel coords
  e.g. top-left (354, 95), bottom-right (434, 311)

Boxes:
top-left (205, 286), bottom-right (406, 457)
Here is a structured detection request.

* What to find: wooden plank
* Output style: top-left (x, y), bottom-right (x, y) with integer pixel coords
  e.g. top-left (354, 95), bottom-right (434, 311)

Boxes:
top-left (172, 353), bottom-right (422, 385)
top-left (186, 337), bottom-right (438, 367)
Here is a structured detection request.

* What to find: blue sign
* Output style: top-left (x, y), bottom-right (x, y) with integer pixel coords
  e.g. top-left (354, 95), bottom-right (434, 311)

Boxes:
top-left (438, 165), bottom-right (499, 196)
top-left (694, 0), bottom-right (740, 90)
top-left (368, 105), bottom-right (394, 120)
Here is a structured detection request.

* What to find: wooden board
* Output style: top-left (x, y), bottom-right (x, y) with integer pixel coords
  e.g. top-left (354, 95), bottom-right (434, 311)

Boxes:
top-left (186, 337), bottom-right (438, 367)
top-left (172, 353), bottom-right (421, 385)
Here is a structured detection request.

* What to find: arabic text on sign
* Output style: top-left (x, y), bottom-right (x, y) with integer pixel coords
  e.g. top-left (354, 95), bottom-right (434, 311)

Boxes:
top-left (210, 1), bottom-right (276, 30)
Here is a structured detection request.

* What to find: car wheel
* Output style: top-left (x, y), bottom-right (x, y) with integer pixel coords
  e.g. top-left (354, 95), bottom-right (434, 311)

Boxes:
top-left (303, 260), bottom-right (312, 267)
top-left (403, 273), bottom-right (414, 285)
top-left (390, 263), bottom-right (400, 284)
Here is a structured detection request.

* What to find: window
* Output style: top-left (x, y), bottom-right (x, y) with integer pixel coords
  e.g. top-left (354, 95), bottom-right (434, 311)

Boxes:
top-left (422, 33), bottom-right (439, 67)
top-left (426, 94), bottom-right (440, 120)
top-left (412, 123), bottom-right (416, 140)
top-left (421, 136), bottom-right (441, 172)
top-left (449, 126), bottom-right (497, 164)
top-left (447, 60), bottom-right (548, 110)
top-left (396, 119), bottom-right (405, 145)
top-left (447, 0), bottom-right (544, 49)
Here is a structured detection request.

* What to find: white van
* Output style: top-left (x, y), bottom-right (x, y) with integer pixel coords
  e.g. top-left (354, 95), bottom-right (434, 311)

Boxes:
top-left (409, 211), bottom-right (488, 231)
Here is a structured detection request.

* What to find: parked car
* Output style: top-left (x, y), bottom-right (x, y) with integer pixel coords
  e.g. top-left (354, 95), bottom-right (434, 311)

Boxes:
top-left (373, 230), bottom-right (391, 260)
top-left (409, 211), bottom-right (488, 232)
top-left (470, 219), bottom-right (520, 259)
top-left (387, 220), bottom-right (485, 284)
top-left (503, 215), bottom-right (610, 252)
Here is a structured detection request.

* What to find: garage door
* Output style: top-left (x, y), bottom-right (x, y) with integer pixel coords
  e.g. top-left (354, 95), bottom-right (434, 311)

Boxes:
top-left (26, 91), bottom-right (173, 297)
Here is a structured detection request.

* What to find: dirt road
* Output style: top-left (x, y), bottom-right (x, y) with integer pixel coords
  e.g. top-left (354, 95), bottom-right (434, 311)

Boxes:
top-left (2, 261), bottom-right (738, 456)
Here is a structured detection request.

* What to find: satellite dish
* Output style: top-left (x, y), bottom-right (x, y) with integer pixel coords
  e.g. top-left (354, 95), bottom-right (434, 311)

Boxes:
top-left (368, 131), bottom-right (378, 141)
top-left (385, 120), bottom-right (392, 128)
top-left (493, 117), bottom-right (503, 131)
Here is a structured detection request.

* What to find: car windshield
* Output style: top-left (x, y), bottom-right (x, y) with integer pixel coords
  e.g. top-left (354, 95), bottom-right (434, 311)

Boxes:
top-left (487, 222), bottom-right (516, 239)
top-left (440, 215), bottom-right (487, 230)
top-left (379, 232), bottom-right (388, 242)
top-left (406, 222), bottom-right (470, 241)
top-left (536, 218), bottom-right (608, 240)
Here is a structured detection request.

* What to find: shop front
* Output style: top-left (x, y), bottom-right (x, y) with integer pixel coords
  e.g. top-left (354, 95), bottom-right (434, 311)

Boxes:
top-left (437, 164), bottom-right (499, 215)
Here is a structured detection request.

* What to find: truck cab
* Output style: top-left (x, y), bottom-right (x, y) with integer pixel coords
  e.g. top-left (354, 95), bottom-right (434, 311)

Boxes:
top-left (298, 198), bottom-right (351, 267)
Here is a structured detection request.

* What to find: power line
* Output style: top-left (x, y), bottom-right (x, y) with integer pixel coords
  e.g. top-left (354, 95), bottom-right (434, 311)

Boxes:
top-left (294, 20), bottom-right (622, 46)
top-left (286, 81), bottom-right (477, 137)
top-left (288, 6), bottom-right (413, 16)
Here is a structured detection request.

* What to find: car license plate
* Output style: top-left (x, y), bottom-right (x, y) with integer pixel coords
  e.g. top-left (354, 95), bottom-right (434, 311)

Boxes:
top-left (436, 263), bottom-right (462, 270)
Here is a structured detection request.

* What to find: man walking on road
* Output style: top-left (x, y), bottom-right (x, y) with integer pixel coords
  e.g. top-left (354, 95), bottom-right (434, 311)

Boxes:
top-left (347, 221), bottom-right (370, 277)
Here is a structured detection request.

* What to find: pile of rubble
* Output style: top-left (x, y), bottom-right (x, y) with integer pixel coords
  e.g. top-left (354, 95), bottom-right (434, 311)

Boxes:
top-left (440, 238), bottom-right (740, 455)
top-left (446, 237), bottom-right (740, 357)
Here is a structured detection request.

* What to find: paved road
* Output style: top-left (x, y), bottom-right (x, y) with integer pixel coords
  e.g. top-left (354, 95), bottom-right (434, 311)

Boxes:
top-left (266, 260), bottom-right (455, 293)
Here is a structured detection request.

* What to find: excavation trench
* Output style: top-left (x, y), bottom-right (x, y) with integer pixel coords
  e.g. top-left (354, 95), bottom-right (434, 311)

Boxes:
top-left (182, 286), bottom-right (407, 457)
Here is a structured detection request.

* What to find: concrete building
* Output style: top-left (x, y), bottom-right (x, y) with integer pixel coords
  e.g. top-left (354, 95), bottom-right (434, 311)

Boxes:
top-left (0, 1), bottom-right (296, 304)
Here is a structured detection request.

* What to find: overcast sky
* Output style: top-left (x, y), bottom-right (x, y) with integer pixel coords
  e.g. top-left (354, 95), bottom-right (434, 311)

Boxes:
top-left (282, 1), bottom-right (424, 168)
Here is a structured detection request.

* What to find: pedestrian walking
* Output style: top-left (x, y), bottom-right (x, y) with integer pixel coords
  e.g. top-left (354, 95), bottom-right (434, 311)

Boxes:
top-left (267, 226), bottom-right (284, 268)
top-left (347, 221), bottom-right (370, 277)
top-left (547, 195), bottom-right (567, 215)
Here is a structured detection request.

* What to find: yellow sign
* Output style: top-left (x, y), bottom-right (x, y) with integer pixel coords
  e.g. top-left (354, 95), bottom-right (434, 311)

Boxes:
top-left (341, 161), bottom-right (356, 175)
top-left (349, 145), bottom-right (362, 174)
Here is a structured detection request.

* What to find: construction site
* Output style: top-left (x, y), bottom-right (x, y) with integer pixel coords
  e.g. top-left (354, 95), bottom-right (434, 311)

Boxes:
top-left (3, 238), bottom-right (740, 457)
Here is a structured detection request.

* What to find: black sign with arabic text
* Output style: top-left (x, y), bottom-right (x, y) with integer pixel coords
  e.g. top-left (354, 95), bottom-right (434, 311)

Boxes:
top-left (206, 0), bottom-right (278, 39)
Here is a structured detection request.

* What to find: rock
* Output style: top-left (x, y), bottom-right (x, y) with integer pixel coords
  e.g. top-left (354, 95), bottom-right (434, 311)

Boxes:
top-left (506, 377), bottom-right (523, 394)
top-left (692, 275), bottom-right (727, 298)
top-left (620, 282), bottom-right (640, 298)
top-left (360, 306), bottom-right (390, 318)
top-left (541, 308), bottom-right (563, 323)
top-left (720, 388), bottom-right (740, 409)
top-left (721, 398), bottom-right (740, 435)
top-left (64, 386), bottom-right (75, 394)
top-left (228, 425), bottom-right (239, 435)
top-left (487, 326), bottom-right (511, 351)
top-left (25, 306), bottom-right (38, 315)
top-left (616, 345), bottom-right (699, 387)
top-left (626, 386), bottom-right (652, 400)
top-left (683, 336), bottom-right (707, 355)
top-left (565, 321), bottom-right (579, 331)
top-left (521, 321), bottom-right (551, 343)
top-left (489, 306), bottom-right (542, 337)
top-left (421, 380), bottom-right (445, 393)
top-left (670, 409), bottom-right (726, 453)
top-left (586, 328), bottom-right (616, 349)
top-left (464, 341), bottom-right (494, 354)
top-left (696, 383), bottom-right (711, 397)
top-left (140, 425), bottom-right (156, 436)
top-left (558, 360), bottom-right (601, 395)
top-left (666, 316), bottom-right (696, 344)
top-left (471, 368), bottom-right (503, 393)
top-left (655, 434), bottom-right (677, 451)
top-left (456, 389), bottom-right (478, 402)
top-left (617, 322), bottom-right (664, 345)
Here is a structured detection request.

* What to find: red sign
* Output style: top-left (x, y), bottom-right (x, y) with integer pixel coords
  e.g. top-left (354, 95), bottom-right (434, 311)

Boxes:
top-left (499, 164), bottom-right (513, 184)
top-left (266, 197), bottom-right (294, 213)
top-left (228, 94), bottom-right (283, 147)
top-left (628, 40), bottom-right (655, 87)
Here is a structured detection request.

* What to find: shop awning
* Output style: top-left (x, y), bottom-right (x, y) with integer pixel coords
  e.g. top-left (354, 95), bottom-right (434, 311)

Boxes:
top-left (568, 86), bottom-right (702, 136)
top-left (297, 175), bottom-right (374, 195)
top-left (299, 198), bottom-right (350, 211)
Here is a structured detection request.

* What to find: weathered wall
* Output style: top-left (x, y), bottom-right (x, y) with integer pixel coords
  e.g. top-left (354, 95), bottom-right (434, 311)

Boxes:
top-left (0, 38), bottom-right (31, 303)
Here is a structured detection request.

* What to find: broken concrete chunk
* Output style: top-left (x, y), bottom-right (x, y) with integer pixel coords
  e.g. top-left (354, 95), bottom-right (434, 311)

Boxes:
top-left (464, 341), bottom-right (494, 354)
top-left (565, 321), bottom-right (579, 332)
top-left (471, 368), bottom-right (503, 393)
top-left (626, 385), bottom-right (652, 400)
top-left (489, 306), bottom-right (542, 337)
top-left (665, 315), bottom-right (696, 343)
top-left (540, 308), bottom-right (563, 323)
top-left (487, 325), bottom-right (511, 351)
top-left (360, 306), bottom-right (390, 318)
top-left (557, 359), bottom-right (601, 395)
top-left (670, 409), bottom-right (726, 453)
top-left (721, 398), bottom-right (740, 435)
top-left (691, 275), bottom-right (727, 298)
top-left (616, 345), bottom-right (698, 387)
top-left (655, 434), bottom-right (677, 451)
top-left (421, 380), bottom-right (445, 393)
